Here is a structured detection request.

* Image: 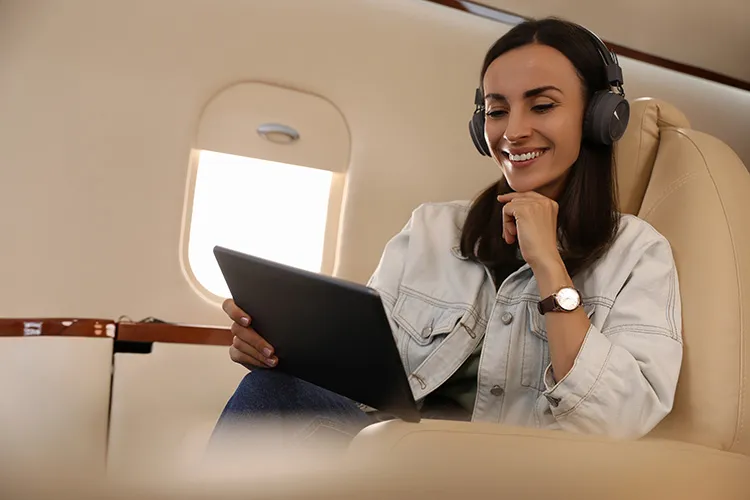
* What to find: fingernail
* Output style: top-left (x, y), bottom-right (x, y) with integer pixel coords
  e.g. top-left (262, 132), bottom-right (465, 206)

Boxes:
top-left (262, 347), bottom-right (273, 358)
top-left (265, 357), bottom-right (277, 367)
top-left (239, 317), bottom-right (249, 326)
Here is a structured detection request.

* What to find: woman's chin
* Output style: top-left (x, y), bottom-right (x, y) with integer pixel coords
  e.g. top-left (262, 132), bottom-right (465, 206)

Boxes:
top-left (505, 177), bottom-right (543, 194)
top-left (504, 171), bottom-right (566, 197)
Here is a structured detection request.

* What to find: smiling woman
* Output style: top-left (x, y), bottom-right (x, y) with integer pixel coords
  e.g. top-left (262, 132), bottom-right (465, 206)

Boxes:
top-left (463, 19), bottom-right (623, 280)
top-left (213, 17), bottom-right (683, 445)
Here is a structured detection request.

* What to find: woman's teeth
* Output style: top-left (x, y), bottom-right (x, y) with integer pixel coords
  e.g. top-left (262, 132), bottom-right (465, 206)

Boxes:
top-left (509, 150), bottom-right (545, 162)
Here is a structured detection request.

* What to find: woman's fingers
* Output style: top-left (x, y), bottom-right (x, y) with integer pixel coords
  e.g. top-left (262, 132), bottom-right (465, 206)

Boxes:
top-left (230, 345), bottom-right (267, 369)
top-left (501, 200), bottom-right (518, 245)
top-left (222, 298), bottom-right (251, 327)
top-left (222, 299), bottom-right (278, 368)
top-left (230, 334), bottom-right (278, 368)
top-left (231, 322), bottom-right (274, 358)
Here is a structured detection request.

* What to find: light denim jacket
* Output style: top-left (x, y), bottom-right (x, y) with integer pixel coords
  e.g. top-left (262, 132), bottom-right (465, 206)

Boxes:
top-left (367, 201), bottom-right (683, 439)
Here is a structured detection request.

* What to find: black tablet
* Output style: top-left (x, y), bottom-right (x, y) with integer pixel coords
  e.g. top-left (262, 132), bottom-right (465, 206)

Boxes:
top-left (213, 246), bottom-right (420, 423)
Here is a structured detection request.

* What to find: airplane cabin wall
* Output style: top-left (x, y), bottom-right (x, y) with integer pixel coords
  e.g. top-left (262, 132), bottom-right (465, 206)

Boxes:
top-left (0, 0), bottom-right (748, 326)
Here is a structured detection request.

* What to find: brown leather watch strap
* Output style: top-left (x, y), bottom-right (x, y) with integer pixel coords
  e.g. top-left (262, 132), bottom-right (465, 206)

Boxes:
top-left (538, 295), bottom-right (558, 315)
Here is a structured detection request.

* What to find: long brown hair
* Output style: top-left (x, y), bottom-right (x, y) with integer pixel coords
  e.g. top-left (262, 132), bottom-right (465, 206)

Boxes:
top-left (460, 18), bottom-right (620, 279)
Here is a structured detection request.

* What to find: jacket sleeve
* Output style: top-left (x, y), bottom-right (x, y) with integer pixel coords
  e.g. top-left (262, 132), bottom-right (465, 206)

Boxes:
top-left (366, 213), bottom-right (414, 335)
top-left (540, 235), bottom-right (684, 439)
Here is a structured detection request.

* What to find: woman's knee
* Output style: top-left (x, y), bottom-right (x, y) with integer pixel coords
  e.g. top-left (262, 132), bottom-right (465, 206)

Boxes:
top-left (223, 369), bottom-right (300, 414)
top-left (212, 369), bottom-right (374, 450)
top-left (221, 369), bottom-right (369, 421)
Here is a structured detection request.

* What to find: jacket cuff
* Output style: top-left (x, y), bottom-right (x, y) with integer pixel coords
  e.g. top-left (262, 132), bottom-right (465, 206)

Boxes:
top-left (542, 324), bottom-right (613, 416)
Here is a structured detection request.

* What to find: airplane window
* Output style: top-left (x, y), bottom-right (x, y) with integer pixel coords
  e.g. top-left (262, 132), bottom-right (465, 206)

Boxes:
top-left (187, 150), bottom-right (333, 298)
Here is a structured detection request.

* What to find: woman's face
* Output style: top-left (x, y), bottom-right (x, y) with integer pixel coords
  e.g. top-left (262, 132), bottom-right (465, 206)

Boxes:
top-left (482, 43), bottom-right (586, 199)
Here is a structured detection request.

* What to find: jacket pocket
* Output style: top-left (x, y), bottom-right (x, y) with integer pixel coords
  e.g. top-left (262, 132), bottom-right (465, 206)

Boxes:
top-left (521, 300), bottom-right (595, 389)
top-left (392, 291), bottom-right (475, 347)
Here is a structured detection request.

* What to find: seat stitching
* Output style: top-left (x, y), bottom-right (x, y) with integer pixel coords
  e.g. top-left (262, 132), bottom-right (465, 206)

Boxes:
top-left (640, 171), bottom-right (699, 219)
top-left (648, 130), bottom-right (744, 450)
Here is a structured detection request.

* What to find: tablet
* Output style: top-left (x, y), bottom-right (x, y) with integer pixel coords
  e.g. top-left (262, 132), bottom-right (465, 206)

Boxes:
top-left (213, 246), bottom-right (421, 423)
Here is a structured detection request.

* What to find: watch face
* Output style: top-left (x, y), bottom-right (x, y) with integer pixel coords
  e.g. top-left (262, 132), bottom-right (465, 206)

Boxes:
top-left (556, 287), bottom-right (581, 311)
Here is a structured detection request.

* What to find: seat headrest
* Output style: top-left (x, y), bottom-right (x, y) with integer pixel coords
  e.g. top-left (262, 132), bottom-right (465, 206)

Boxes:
top-left (614, 97), bottom-right (691, 215)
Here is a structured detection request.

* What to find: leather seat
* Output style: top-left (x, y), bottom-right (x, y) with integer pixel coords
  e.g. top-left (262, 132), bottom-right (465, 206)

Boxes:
top-left (0, 319), bottom-right (115, 477)
top-left (107, 340), bottom-right (246, 478)
top-left (343, 97), bottom-right (750, 497)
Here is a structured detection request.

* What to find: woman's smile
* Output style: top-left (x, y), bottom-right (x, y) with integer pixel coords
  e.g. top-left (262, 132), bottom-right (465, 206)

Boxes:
top-left (501, 147), bottom-right (550, 168)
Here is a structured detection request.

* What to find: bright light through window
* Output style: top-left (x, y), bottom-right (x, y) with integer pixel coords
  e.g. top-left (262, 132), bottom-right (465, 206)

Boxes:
top-left (188, 150), bottom-right (333, 298)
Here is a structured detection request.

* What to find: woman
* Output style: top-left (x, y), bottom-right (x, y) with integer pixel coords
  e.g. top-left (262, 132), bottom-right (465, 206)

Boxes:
top-left (211, 18), bottom-right (682, 446)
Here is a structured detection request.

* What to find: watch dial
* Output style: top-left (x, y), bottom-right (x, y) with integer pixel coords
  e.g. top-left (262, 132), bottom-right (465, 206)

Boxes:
top-left (556, 287), bottom-right (581, 311)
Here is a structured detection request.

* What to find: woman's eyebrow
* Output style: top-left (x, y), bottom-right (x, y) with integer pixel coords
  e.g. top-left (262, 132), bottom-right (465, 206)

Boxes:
top-left (485, 85), bottom-right (563, 102)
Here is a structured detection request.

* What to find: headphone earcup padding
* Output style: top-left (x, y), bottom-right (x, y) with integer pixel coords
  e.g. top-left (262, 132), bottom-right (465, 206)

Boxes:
top-left (584, 91), bottom-right (630, 145)
top-left (469, 112), bottom-right (491, 157)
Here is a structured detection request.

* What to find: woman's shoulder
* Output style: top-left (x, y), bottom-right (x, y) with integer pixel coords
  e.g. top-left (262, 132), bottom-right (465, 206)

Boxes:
top-left (606, 213), bottom-right (676, 266)
top-left (578, 214), bottom-right (678, 303)
top-left (407, 200), bottom-right (472, 232)
top-left (616, 214), bottom-right (672, 246)
top-left (411, 199), bottom-right (471, 216)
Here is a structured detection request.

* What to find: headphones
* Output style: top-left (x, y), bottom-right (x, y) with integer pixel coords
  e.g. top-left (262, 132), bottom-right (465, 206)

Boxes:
top-left (469, 24), bottom-right (630, 157)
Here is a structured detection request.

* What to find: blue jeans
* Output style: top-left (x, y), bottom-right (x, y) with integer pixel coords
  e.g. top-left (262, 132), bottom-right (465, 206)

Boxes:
top-left (210, 369), bottom-right (380, 449)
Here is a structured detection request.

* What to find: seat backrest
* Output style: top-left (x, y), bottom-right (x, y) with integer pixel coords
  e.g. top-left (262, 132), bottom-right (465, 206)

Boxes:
top-left (0, 319), bottom-right (115, 476)
top-left (615, 98), bottom-right (750, 455)
top-left (107, 341), bottom-right (247, 477)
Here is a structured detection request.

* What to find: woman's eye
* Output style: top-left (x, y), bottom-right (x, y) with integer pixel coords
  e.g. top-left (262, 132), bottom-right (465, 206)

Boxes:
top-left (532, 103), bottom-right (555, 113)
top-left (486, 109), bottom-right (507, 118)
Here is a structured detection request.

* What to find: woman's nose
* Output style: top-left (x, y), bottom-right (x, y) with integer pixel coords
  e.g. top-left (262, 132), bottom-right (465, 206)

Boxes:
top-left (502, 110), bottom-right (532, 143)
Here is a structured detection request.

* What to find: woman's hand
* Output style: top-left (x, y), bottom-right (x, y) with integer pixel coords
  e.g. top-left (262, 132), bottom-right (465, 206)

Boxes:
top-left (222, 299), bottom-right (278, 369)
top-left (496, 191), bottom-right (562, 271)
top-left (498, 192), bottom-right (587, 382)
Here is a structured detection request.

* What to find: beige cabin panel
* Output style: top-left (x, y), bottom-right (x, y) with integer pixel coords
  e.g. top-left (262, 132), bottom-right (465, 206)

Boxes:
top-left (196, 82), bottom-right (350, 173)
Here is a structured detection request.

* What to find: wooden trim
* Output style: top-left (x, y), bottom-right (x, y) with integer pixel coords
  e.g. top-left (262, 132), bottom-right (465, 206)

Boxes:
top-left (117, 322), bottom-right (233, 346)
top-left (427, 0), bottom-right (469, 9)
top-left (422, 0), bottom-right (750, 92)
top-left (0, 318), bottom-right (234, 346)
top-left (602, 43), bottom-right (750, 92)
top-left (0, 318), bottom-right (116, 338)
top-left (0, 318), bottom-right (233, 345)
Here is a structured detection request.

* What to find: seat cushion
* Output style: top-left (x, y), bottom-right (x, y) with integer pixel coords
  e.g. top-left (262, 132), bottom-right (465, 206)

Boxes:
top-left (0, 336), bottom-right (113, 476)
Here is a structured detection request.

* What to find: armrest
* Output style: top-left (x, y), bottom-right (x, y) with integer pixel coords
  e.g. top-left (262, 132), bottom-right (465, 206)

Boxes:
top-left (3, 420), bottom-right (749, 500)
top-left (347, 419), bottom-right (750, 500)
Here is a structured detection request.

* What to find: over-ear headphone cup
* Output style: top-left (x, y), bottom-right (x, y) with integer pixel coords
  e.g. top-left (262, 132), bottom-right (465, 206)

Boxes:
top-left (584, 91), bottom-right (630, 145)
top-left (469, 112), bottom-right (491, 157)
top-left (609, 99), bottom-right (630, 142)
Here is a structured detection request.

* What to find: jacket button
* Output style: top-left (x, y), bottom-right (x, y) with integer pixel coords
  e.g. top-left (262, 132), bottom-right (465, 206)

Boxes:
top-left (422, 326), bottom-right (433, 336)
top-left (501, 312), bottom-right (513, 325)
top-left (490, 385), bottom-right (504, 396)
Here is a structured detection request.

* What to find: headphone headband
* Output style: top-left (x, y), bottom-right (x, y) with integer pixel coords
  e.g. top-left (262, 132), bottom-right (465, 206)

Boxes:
top-left (577, 25), bottom-right (625, 94)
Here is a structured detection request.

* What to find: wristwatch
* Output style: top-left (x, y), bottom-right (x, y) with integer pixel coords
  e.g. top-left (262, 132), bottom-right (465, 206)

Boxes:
top-left (538, 286), bottom-right (582, 315)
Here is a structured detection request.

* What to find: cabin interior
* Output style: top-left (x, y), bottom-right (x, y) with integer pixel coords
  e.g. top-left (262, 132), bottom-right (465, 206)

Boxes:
top-left (1, 0), bottom-right (750, 498)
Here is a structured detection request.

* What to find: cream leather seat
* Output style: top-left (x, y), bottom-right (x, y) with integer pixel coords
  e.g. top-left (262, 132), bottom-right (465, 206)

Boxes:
top-left (106, 342), bottom-right (246, 477)
top-left (343, 97), bottom-right (750, 496)
top-left (0, 321), bottom-right (114, 477)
